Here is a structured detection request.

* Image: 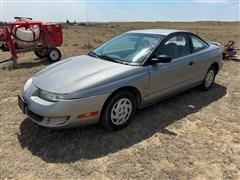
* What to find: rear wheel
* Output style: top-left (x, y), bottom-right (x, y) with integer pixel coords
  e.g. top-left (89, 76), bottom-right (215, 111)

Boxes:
top-left (47, 48), bottom-right (61, 62)
top-left (200, 66), bottom-right (217, 90)
top-left (100, 91), bottom-right (136, 130)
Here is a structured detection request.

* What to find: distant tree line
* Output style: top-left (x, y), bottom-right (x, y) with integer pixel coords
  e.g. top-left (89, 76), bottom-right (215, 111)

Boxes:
top-left (66, 19), bottom-right (77, 25)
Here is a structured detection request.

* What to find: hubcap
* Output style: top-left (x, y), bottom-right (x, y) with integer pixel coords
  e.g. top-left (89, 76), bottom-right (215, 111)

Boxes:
top-left (111, 98), bottom-right (132, 125)
top-left (205, 69), bottom-right (215, 88)
top-left (50, 50), bottom-right (59, 61)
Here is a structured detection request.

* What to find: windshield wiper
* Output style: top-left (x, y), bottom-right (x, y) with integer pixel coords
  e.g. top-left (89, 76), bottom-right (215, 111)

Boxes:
top-left (99, 55), bottom-right (129, 65)
top-left (88, 51), bottom-right (100, 58)
top-left (99, 55), bottom-right (118, 62)
top-left (88, 52), bottom-right (130, 65)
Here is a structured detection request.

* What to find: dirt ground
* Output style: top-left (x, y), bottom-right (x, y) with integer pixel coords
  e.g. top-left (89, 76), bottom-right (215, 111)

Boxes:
top-left (0, 22), bottom-right (240, 179)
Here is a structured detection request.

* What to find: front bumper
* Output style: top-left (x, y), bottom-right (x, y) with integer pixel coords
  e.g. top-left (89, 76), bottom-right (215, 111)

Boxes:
top-left (19, 84), bottom-right (110, 128)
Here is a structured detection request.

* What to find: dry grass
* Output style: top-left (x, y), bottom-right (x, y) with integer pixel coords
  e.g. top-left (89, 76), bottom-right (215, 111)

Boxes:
top-left (82, 41), bottom-right (94, 50)
top-left (0, 22), bottom-right (240, 179)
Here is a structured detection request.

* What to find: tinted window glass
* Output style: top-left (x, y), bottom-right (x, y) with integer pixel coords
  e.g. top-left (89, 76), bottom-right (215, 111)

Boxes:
top-left (156, 34), bottom-right (190, 59)
top-left (190, 35), bottom-right (208, 52)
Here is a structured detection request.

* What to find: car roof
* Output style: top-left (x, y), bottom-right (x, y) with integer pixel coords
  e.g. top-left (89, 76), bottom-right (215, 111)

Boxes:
top-left (126, 29), bottom-right (187, 36)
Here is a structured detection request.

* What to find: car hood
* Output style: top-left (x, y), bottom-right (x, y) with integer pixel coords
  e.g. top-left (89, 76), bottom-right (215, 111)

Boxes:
top-left (33, 55), bottom-right (140, 93)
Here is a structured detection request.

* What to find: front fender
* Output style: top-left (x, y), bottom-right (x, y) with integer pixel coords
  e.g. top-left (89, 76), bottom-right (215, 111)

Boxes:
top-left (64, 69), bottom-right (149, 100)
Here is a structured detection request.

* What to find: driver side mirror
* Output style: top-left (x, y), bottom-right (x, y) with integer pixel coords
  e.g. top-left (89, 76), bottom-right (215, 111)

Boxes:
top-left (150, 54), bottom-right (172, 65)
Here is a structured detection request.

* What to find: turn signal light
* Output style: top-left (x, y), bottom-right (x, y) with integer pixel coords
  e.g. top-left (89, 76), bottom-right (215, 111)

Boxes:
top-left (77, 111), bottom-right (99, 119)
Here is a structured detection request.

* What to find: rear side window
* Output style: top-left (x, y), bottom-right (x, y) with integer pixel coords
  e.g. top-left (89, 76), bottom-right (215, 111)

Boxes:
top-left (190, 35), bottom-right (208, 52)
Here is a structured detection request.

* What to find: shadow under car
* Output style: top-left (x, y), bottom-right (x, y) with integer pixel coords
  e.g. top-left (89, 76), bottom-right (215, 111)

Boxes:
top-left (17, 83), bottom-right (226, 163)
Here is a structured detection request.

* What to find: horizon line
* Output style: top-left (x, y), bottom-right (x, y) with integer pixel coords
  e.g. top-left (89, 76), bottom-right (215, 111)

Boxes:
top-left (1, 20), bottom-right (240, 23)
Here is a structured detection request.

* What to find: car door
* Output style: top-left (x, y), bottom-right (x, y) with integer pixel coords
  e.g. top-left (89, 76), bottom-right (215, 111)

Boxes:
top-left (188, 33), bottom-right (212, 82)
top-left (148, 33), bottom-right (195, 101)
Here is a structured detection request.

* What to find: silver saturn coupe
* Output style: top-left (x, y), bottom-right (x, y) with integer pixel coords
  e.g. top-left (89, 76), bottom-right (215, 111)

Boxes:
top-left (18, 29), bottom-right (223, 130)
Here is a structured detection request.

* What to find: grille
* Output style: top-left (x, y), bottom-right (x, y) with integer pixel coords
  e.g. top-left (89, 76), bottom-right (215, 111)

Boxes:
top-left (26, 109), bottom-right (44, 122)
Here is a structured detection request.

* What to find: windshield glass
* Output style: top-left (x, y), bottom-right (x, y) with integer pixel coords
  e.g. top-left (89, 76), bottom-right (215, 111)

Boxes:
top-left (92, 33), bottom-right (164, 64)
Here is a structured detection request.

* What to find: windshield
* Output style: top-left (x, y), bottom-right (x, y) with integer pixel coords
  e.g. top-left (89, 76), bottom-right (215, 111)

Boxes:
top-left (91, 33), bottom-right (164, 64)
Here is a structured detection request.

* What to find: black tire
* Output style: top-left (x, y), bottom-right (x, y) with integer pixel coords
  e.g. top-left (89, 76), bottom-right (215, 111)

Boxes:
top-left (200, 66), bottom-right (217, 91)
top-left (100, 91), bottom-right (137, 131)
top-left (34, 47), bottom-right (48, 58)
top-left (47, 48), bottom-right (61, 62)
top-left (1, 44), bottom-right (9, 51)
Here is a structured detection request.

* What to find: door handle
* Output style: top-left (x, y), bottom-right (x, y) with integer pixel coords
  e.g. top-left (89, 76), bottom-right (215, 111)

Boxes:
top-left (189, 61), bottom-right (194, 66)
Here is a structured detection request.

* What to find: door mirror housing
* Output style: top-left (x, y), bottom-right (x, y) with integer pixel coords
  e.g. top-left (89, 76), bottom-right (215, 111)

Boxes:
top-left (150, 55), bottom-right (172, 65)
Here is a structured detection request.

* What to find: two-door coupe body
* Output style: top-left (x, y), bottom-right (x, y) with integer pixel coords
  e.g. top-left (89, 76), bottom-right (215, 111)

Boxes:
top-left (18, 29), bottom-right (223, 130)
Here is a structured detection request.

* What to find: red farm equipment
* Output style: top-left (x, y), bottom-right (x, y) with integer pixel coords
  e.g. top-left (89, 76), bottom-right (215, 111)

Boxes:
top-left (0, 17), bottom-right (63, 68)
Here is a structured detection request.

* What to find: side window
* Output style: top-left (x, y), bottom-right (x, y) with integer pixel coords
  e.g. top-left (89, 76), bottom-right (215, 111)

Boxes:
top-left (190, 35), bottom-right (208, 52)
top-left (156, 34), bottom-right (190, 59)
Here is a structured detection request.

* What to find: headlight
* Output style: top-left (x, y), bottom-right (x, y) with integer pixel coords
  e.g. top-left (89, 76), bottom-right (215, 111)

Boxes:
top-left (24, 78), bottom-right (32, 91)
top-left (39, 89), bottom-right (65, 102)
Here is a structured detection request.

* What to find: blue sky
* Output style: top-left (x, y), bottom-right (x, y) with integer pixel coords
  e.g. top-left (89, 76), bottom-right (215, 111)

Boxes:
top-left (1, 0), bottom-right (239, 22)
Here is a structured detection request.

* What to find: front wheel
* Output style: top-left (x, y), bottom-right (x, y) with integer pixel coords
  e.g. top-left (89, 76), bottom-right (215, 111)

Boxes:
top-left (47, 48), bottom-right (61, 62)
top-left (100, 91), bottom-right (136, 131)
top-left (200, 66), bottom-right (217, 91)
top-left (1, 44), bottom-right (9, 51)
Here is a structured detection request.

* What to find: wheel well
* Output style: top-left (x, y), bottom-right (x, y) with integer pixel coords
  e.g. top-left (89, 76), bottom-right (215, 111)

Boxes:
top-left (99, 86), bottom-right (142, 122)
top-left (104, 86), bottom-right (142, 109)
top-left (211, 62), bottom-right (219, 74)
